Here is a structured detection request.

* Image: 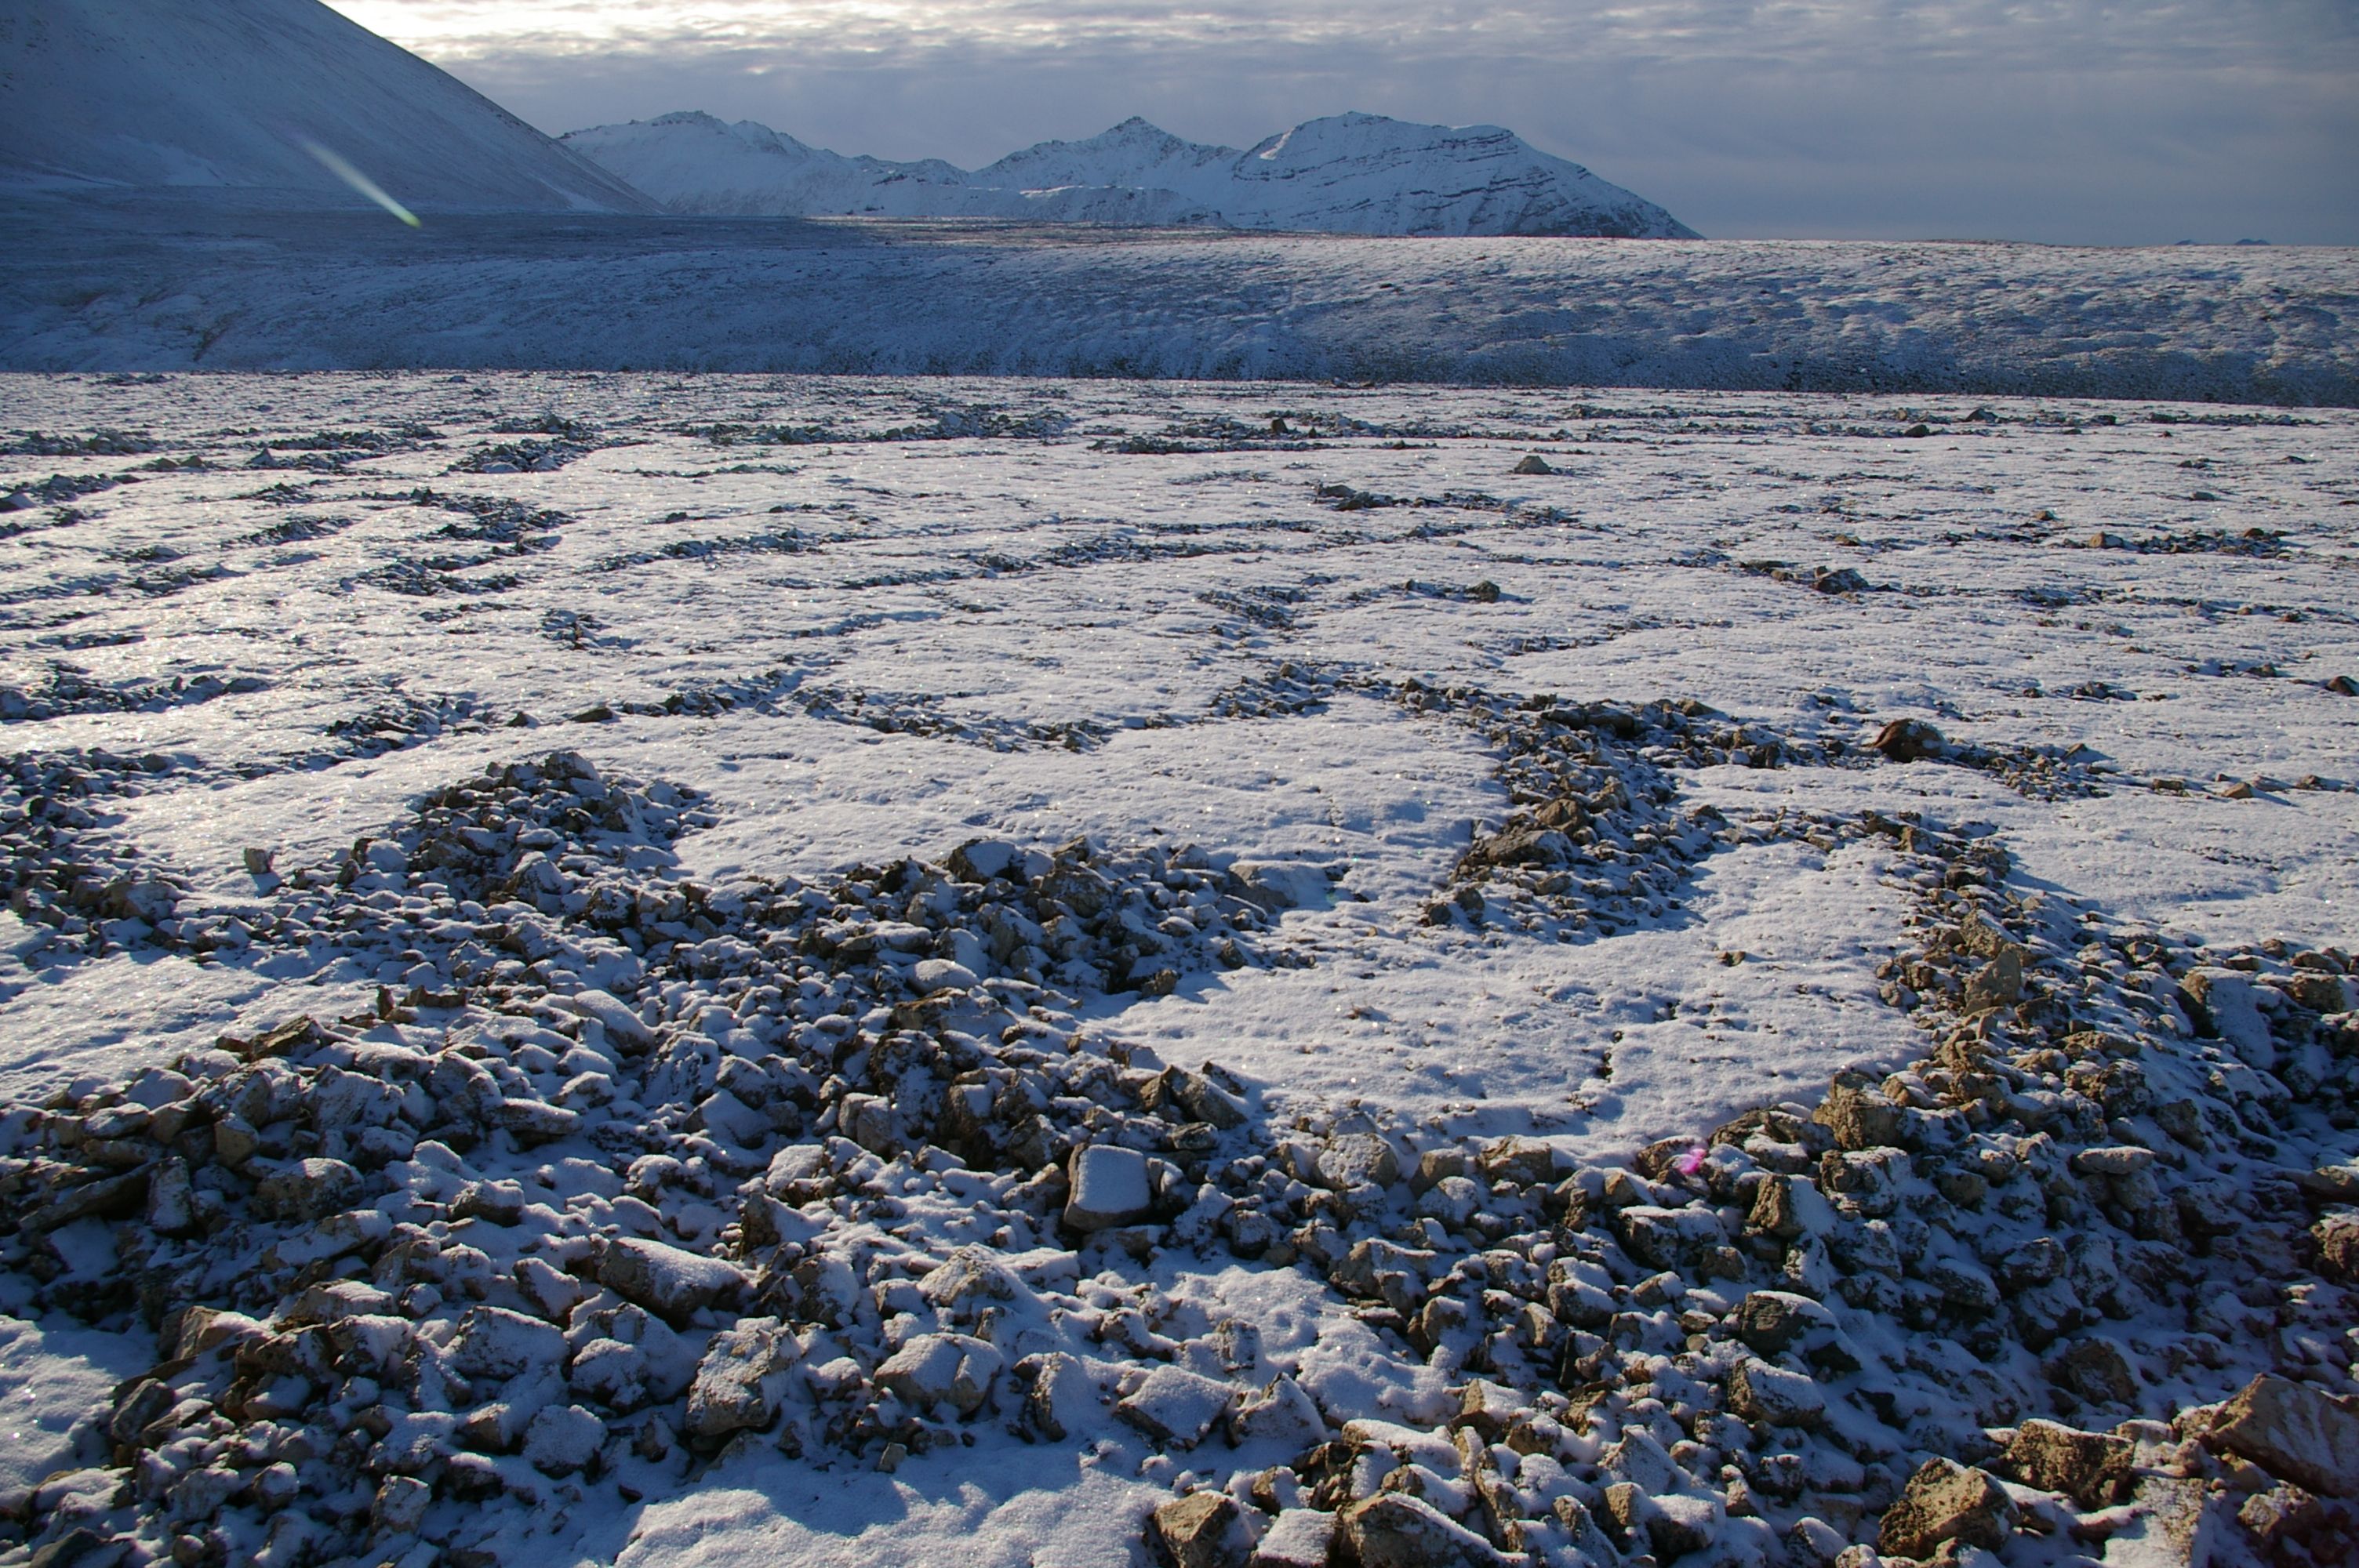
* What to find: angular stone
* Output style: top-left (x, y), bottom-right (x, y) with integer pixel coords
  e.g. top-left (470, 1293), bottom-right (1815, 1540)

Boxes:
top-left (1019, 1351), bottom-right (1097, 1441)
top-left (1815, 1086), bottom-right (1904, 1150)
top-left (1229, 1375), bottom-right (1324, 1447)
top-left (1155, 1067), bottom-right (1248, 1129)
top-left (373, 1474), bottom-right (430, 1534)
top-left (2102, 1475), bottom-right (2226, 1568)
top-left (1616, 1203), bottom-right (1730, 1270)
top-left (1115, 1365), bottom-right (1235, 1450)
top-left (1729, 1358), bottom-right (1827, 1428)
top-left (249, 1157), bottom-right (363, 1222)
top-left (522, 1403), bottom-right (604, 1475)
top-left (2208, 1374), bottom-right (2359, 1497)
top-left (448, 1305), bottom-right (565, 1380)
top-left (1645, 1493), bottom-right (1721, 1559)
top-left (1481, 1136), bottom-right (1556, 1185)
top-left (596, 1236), bottom-right (747, 1323)
top-left (684, 1317), bottom-right (796, 1442)
top-left (1249, 1509), bottom-right (1336, 1568)
top-left (2050, 1338), bottom-right (2139, 1406)
top-left (1339, 1493), bottom-right (1512, 1568)
top-left (2003, 1419), bottom-right (2133, 1506)
top-left (1872, 718), bottom-right (1945, 761)
top-left (876, 1332), bottom-right (1002, 1416)
top-left (1149, 1492), bottom-right (1249, 1568)
top-left (1877, 1457), bottom-right (2018, 1559)
top-left (1318, 1133), bottom-right (1401, 1190)
top-left (2071, 1146), bottom-right (2157, 1178)
top-left (1736, 1289), bottom-right (1833, 1352)
top-left (1064, 1143), bottom-right (1154, 1232)
top-left (2314, 1212), bottom-right (2359, 1283)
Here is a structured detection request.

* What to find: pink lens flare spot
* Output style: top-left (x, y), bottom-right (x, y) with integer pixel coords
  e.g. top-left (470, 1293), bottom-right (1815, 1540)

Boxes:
top-left (1674, 1145), bottom-right (1707, 1176)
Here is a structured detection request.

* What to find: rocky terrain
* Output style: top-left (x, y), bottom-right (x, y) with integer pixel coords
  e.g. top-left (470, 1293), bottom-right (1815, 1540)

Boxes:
top-left (0, 374), bottom-right (2352, 1567)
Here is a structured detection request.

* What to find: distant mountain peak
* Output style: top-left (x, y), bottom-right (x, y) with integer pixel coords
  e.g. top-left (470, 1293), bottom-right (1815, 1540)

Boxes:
top-left (563, 107), bottom-right (1696, 238)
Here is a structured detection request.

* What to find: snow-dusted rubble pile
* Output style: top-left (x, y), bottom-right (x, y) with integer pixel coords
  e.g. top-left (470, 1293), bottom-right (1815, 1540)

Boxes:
top-left (3, 735), bottom-right (2355, 1568)
top-left (0, 374), bottom-right (2354, 1568)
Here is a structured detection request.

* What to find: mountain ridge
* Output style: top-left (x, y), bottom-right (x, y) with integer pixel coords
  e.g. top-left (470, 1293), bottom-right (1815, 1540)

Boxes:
top-left (562, 110), bottom-right (1698, 238)
top-left (0, 0), bottom-right (653, 213)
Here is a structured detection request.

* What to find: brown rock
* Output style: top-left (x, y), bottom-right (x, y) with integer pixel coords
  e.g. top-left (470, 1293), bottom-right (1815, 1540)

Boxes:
top-left (2003, 1419), bottom-right (2133, 1506)
top-left (2050, 1338), bottom-right (2139, 1406)
top-left (1339, 1492), bottom-right (1513, 1568)
top-left (1877, 1457), bottom-right (2018, 1559)
top-left (1871, 718), bottom-right (1946, 762)
top-left (1813, 1086), bottom-right (1903, 1151)
top-left (2208, 1374), bottom-right (2359, 1497)
top-left (2316, 1212), bottom-right (2359, 1282)
top-left (1150, 1493), bottom-right (1249, 1568)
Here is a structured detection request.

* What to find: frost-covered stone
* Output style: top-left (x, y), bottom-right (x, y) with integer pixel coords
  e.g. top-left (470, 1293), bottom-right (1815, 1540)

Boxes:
top-left (522, 1403), bottom-right (605, 1475)
top-left (249, 1156), bottom-right (362, 1221)
top-left (373, 1475), bottom-right (430, 1534)
top-left (1728, 1358), bottom-right (1826, 1428)
top-left (1115, 1365), bottom-right (1236, 1449)
top-left (1251, 1509), bottom-right (1336, 1568)
top-left (2314, 1211), bottom-right (2359, 1281)
top-left (1877, 1457), bottom-right (2018, 1559)
top-left (1341, 1491), bottom-right (1513, 1567)
top-left (1064, 1143), bottom-right (1154, 1232)
top-left (1019, 1351), bottom-right (1098, 1440)
top-left (2002, 1420), bottom-right (2132, 1506)
top-left (684, 1317), bottom-right (798, 1441)
top-left (449, 1305), bottom-right (565, 1380)
top-left (2208, 1374), bottom-right (2359, 1497)
top-left (913, 957), bottom-right (980, 993)
top-left (1733, 1289), bottom-right (1833, 1352)
top-left (1149, 1492), bottom-right (1249, 1568)
top-left (1318, 1133), bottom-right (1401, 1190)
top-left (596, 1236), bottom-right (747, 1321)
top-left (877, 1332), bottom-right (1002, 1414)
top-left (1230, 1375), bottom-right (1325, 1447)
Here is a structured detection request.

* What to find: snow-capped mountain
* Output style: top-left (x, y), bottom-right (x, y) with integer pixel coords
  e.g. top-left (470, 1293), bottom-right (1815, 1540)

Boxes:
top-left (562, 111), bottom-right (1696, 238)
top-left (0, 0), bottom-right (652, 212)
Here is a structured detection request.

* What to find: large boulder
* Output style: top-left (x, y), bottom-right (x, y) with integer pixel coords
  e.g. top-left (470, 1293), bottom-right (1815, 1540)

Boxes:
top-left (595, 1236), bottom-right (747, 1323)
top-left (2003, 1419), bottom-right (2133, 1506)
top-left (2208, 1374), bottom-right (2359, 1497)
top-left (682, 1317), bottom-right (798, 1443)
top-left (1339, 1494), bottom-right (1514, 1568)
top-left (1877, 1457), bottom-right (2019, 1559)
top-left (1115, 1366), bottom-right (1236, 1450)
top-left (1064, 1144), bottom-right (1154, 1232)
top-left (1148, 1493), bottom-right (1250, 1568)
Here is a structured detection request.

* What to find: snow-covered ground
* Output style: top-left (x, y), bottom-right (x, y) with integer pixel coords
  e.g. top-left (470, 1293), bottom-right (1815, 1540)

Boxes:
top-left (1, 375), bottom-right (2354, 1566)
top-left (4, 203), bottom-right (2354, 405)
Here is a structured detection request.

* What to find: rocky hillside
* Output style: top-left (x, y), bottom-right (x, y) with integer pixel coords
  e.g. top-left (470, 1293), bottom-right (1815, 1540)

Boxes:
top-left (0, 0), bottom-right (652, 212)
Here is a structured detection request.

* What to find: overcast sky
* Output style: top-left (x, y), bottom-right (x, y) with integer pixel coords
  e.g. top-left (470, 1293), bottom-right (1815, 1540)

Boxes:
top-left (326, 1), bottom-right (2359, 245)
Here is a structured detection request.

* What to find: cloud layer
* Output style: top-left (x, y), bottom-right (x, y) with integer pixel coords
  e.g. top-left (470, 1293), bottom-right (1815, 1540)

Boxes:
top-left (330, 1), bottom-right (2359, 243)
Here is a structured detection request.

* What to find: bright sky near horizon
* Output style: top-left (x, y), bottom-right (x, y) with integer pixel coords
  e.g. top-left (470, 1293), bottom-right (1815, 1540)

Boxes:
top-left (325, 0), bottom-right (2359, 245)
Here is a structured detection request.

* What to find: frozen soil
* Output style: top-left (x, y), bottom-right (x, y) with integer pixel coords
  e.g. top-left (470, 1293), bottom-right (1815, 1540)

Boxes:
top-left (0, 375), bottom-right (2354, 1568)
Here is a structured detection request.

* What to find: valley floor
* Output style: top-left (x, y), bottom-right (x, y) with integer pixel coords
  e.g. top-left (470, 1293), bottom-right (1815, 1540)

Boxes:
top-left (0, 375), bottom-right (2353, 1567)
top-left (2, 201), bottom-right (2355, 404)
